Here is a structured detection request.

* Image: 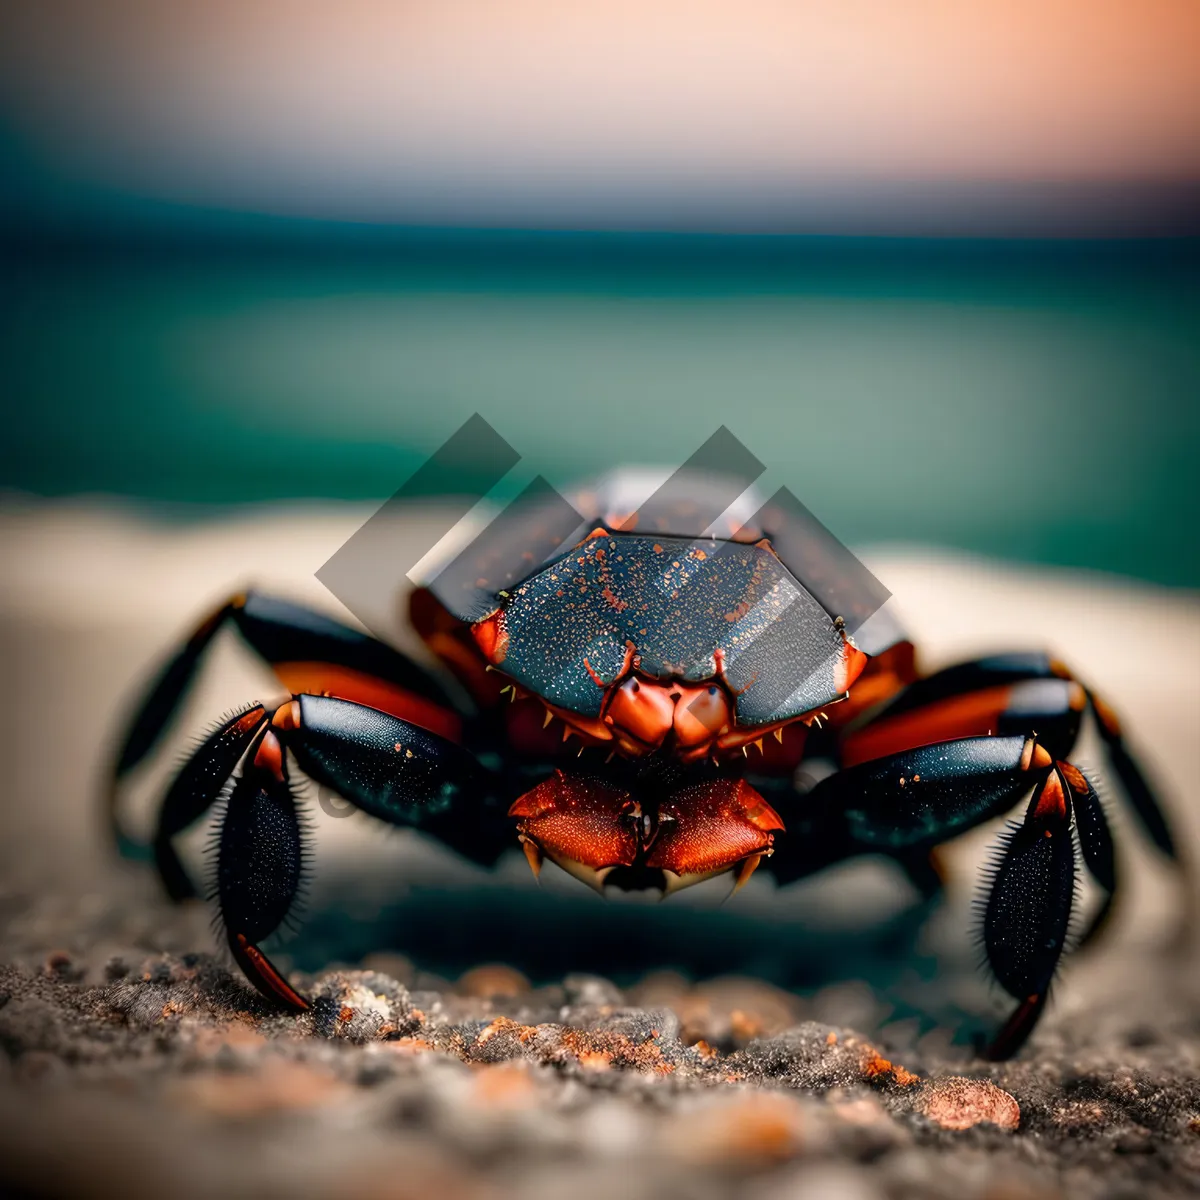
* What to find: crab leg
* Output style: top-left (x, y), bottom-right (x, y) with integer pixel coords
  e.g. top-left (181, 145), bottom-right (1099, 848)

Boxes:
top-left (153, 704), bottom-right (269, 900)
top-left (278, 695), bottom-right (507, 868)
top-left (844, 652), bottom-right (1178, 863)
top-left (216, 729), bottom-right (311, 1010)
top-left (818, 735), bottom-right (1060, 851)
top-left (1062, 763), bottom-right (1117, 948)
top-left (978, 761), bottom-right (1112, 1058)
top-left (977, 767), bottom-right (1078, 1060)
top-left (803, 734), bottom-right (1114, 1057)
top-left (169, 694), bottom-right (502, 1008)
top-left (841, 675), bottom-right (1087, 768)
top-left (108, 590), bottom-right (464, 866)
top-left (1087, 691), bottom-right (1176, 860)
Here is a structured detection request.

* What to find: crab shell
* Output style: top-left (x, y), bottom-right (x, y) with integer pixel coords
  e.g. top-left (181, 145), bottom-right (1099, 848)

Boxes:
top-left (469, 528), bottom-right (868, 764)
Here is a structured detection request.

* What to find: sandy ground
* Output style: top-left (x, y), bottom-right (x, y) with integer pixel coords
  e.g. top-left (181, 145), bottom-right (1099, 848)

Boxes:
top-left (1, 498), bottom-right (1198, 1199)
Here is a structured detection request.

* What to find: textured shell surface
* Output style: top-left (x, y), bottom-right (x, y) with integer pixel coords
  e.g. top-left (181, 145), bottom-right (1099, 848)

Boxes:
top-left (500, 531), bottom-right (847, 726)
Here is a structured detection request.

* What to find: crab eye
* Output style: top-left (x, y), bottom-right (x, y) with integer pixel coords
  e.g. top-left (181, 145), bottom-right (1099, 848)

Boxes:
top-left (627, 679), bottom-right (640, 693)
top-left (708, 686), bottom-right (719, 696)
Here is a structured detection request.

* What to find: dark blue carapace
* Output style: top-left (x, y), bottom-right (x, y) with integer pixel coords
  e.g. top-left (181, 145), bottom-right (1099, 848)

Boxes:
top-left (493, 532), bottom-right (850, 727)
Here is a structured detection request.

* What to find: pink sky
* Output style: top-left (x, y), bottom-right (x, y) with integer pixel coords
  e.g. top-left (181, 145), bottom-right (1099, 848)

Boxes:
top-left (2, 1), bottom-right (1198, 231)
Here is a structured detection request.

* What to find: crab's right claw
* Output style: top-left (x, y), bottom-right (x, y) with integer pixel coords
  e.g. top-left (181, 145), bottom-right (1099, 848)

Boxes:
top-left (509, 771), bottom-right (639, 892)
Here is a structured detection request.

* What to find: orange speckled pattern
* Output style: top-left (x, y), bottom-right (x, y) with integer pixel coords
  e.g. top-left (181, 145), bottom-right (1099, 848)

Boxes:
top-left (509, 771), bottom-right (639, 871)
top-left (647, 780), bottom-right (783, 877)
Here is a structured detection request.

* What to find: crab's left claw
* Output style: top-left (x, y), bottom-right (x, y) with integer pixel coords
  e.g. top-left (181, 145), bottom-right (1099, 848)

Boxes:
top-left (646, 779), bottom-right (784, 895)
top-left (509, 771), bottom-right (640, 892)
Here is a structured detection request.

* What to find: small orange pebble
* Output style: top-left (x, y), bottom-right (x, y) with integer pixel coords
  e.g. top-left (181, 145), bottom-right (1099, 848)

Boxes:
top-left (173, 1060), bottom-right (350, 1117)
top-left (860, 1047), bottom-right (921, 1088)
top-left (470, 1062), bottom-right (539, 1107)
top-left (337, 1006), bottom-right (354, 1023)
top-left (386, 1036), bottom-right (436, 1055)
top-left (456, 963), bottom-right (531, 998)
top-left (729, 1009), bottom-right (765, 1043)
top-left (188, 1024), bottom-right (268, 1059)
top-left (664, 1093), bottom-right (807, 1166)
top-left (830, 1095), bottom-right (891, 1128)
top-left (692, 1039), bottom-right (719, 1060)
top-left (918, 1077), bottom-right (1020, 1131)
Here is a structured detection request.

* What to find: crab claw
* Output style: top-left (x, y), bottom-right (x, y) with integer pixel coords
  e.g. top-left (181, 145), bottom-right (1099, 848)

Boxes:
top-left (509, 771), bottom-right (639, 892)
top-left (645, 779), bottom-right (784, 896)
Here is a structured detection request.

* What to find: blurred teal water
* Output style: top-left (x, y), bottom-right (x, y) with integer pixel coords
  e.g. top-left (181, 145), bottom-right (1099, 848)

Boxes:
top-left (2, 234), bottom-right (1197, 586)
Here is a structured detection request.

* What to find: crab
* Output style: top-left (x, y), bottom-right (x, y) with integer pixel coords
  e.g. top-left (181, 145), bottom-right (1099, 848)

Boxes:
top-left (106, 471), bottom-right (1180, 1058)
